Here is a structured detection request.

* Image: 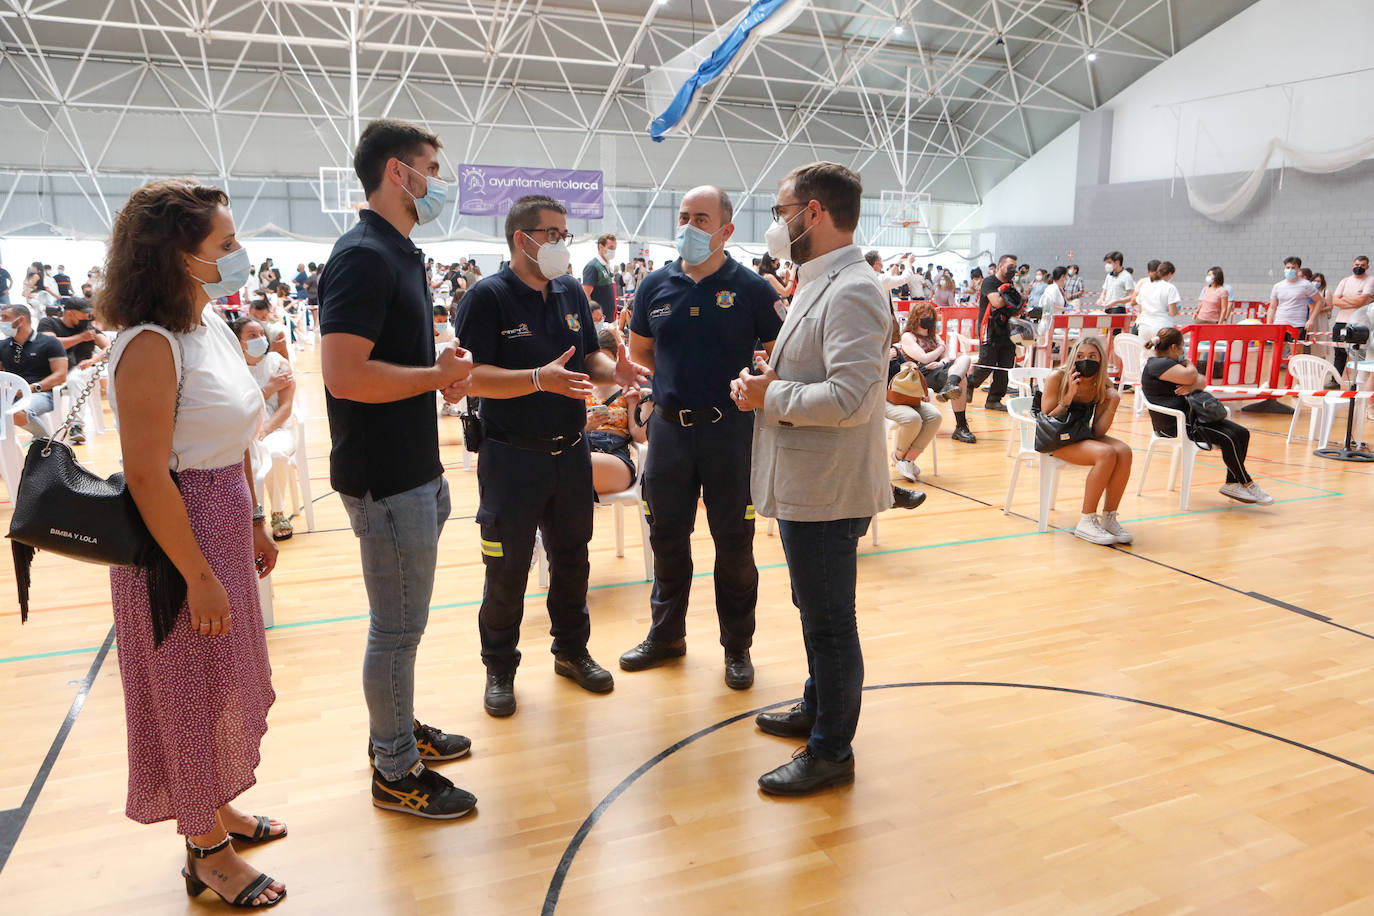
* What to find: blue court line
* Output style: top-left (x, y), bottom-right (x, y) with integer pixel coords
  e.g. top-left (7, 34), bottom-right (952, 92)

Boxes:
top-left (0, 492), bottom-right (1336, 667)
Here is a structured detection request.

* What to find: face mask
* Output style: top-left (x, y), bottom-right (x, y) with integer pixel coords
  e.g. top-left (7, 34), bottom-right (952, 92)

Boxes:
top-left (400, 161), bottom-right (448, 225)
top-left (1068, 268), bottom-right (1076, 276)
top-left (1284, 268), bottom-right (1297, 280)
top-left (435, 322), bottom-right (452, 336)
top-left (190, 245), bottom-right (251, 301)
top-left (522, 234), bottom-right (571, 281)
top-left (604, 249), bottom-right (616, 261)
top-left (244, 337), bottom-right (269, 359)
top-left (1074, 358), bottom-right (1100, 377)
top-left (765, 207), bottom-right (812, 263)
top-left (1355, 265), bottom-right (1367, 276)
top-left (919, 316), bottom-right (937, 331)
top-left (0, 321), bottom-right (15, 338)
top-left (1205, 274), bottom-right (1214, 285)
top-left (675, 224), bottom-right (717, 266)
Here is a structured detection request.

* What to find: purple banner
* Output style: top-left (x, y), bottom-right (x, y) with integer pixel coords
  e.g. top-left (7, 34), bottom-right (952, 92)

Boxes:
top-left (458, 164), bottom-right (604, 219)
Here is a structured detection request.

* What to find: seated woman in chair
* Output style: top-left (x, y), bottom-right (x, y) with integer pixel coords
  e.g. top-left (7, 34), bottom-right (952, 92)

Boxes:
top-left (899, 300), bottom-right (976, 445)
top-left (232, 317), bottom-right (298, 540)
top-left (1040, 334), bottom-right (1134, 546)
top-left (1142, 327), bottom-right (1272, 506)
top-left (587, 327), bottom-right (647, 497)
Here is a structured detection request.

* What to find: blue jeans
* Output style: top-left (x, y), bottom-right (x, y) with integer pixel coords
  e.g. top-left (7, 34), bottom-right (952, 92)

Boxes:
top-left (776, 517), bottom-right (869, 762)
top-left (340, 475), bottom-right (450, 780)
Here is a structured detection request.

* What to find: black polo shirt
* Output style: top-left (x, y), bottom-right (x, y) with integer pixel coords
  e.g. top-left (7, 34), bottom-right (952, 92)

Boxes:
top-left (453, 266), bottom-right (598, 438)
top-left (318, 209), bottom-right (441, 500)
top-left (0, 332), bottom-right (65, 384)
top-left (38, 316), bottom-right (95, 366)
top-left (629, 255), bottom-right (783, 410)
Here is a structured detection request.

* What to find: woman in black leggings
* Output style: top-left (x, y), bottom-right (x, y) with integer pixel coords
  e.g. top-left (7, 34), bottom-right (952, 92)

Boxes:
top-left (1141, 327), bottom-right (1273, 506)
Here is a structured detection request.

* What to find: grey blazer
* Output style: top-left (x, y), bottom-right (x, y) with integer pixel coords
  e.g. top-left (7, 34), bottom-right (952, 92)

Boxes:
top-left (751, 244), bottom-right (893, 522)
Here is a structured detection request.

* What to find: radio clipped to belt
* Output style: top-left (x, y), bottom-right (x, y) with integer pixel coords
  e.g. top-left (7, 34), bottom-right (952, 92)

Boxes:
top-left (460, 401), bottom-right (484, 453)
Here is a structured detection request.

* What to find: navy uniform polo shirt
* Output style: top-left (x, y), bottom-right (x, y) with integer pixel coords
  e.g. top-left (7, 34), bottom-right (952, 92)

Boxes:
top-left (0, 332), bottom-right (65, 384)
top-left (453, 266), bottom-right (598, 439)
top-left (629, 254), bottom-right (783, 410)
top-left (318, 208), bottom-right (441, 500)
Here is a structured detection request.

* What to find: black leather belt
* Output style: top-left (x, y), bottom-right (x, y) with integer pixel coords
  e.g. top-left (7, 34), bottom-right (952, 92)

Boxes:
top-left (485, 427), bottom-right (583, 455)
top-left (654, 404), bottom-right (724, 427)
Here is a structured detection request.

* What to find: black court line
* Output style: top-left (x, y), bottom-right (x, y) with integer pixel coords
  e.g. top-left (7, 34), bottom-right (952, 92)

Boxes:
top-left (0, 624), bottom-right (114, 874)
top-left (540, 680), bottom-right (1374, 913)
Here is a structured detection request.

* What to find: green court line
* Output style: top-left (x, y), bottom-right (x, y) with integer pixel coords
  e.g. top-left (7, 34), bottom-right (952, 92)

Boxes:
top-left (0, 492), bottom-right (1335, 667)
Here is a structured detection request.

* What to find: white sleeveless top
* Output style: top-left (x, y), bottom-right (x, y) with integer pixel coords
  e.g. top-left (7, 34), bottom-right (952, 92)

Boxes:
top-left (109, 305), bottom-right (262, 470)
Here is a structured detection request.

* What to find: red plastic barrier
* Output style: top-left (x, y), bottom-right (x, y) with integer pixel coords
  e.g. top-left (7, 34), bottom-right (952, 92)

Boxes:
top-left (893, 298), bottom-right (932, 317)
top-left (1182, 323), bottom-right (1296, 397)
top-left (935, 306), bottom-right (979, 353)
top-left (1235, 300), bottom-right (1267, 321)
top-left (1045, 313), bottom-right (1132, 367)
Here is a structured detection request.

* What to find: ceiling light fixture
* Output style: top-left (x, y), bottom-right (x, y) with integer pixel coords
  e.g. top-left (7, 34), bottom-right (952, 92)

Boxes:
top-left (1086, 51), bottom-right (1098, 61)
top-left (893, 25), bottom-right (904, 34)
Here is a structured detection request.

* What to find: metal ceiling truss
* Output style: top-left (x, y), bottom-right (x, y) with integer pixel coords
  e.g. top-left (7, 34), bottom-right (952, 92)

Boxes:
top-left (0, 0), bottom-right (1228, 243)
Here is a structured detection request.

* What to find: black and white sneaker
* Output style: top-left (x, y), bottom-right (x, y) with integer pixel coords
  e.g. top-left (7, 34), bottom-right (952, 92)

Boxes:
top-left (368, 719), bottom-right (472, 763)
top-left (371, 762), bottom-right (476, 820)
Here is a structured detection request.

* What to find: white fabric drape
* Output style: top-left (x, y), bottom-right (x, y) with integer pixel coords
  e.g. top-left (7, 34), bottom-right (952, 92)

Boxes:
top-left (1186, 133), bottom-right (1374, 222)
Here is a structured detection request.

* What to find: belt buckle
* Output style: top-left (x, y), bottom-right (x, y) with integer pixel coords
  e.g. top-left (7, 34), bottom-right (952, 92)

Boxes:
top-left (678, 408), bottom-right (693, 427)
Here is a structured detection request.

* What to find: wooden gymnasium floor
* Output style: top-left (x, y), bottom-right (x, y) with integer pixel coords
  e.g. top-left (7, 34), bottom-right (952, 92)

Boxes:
top-left (1, 346), bottom-right (1373, 916)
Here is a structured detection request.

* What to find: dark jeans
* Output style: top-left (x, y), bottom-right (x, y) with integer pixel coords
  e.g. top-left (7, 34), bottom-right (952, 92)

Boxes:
top-left (776, 516), bottom-right (869, 762)
top-left (967, 338), bottom-right (1017, 404)
top-left (642, 410), bottom-right (758, 650)
top-left (475, 437), bottom-right (594, 674)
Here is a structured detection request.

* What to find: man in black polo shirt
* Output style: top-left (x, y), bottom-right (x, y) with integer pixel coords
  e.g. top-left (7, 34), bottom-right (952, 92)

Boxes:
top-left (39, 297), bottom-right (109, 444)
top-left (0, 303), bottom-right (67, 432)
top-left (619, 185), bottom-right (783, 689)
top-left (454, 194), bottom-right (648, 718)
top-left (967, 253), bottom-right (1019, 411)
top-left (320, 119), bottom-right (478, 822)
top-left (581, 233), bottom-right (617, 324)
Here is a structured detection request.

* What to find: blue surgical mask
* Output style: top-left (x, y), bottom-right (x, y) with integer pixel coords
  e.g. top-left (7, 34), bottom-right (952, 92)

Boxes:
top-left (435, 322), bottom-right (452, 336)
top-left (190, 245), bottom-right (251, 301)
top-left (245, 337), bottom-right (269, 358)
top-left (1284, 268), bottom-right (1297, 280)
top-left (0, 321), bottom-right (14, 338)
top-left (675, 224), bottom-right (716, 266)
top-left (401, 161), bottom-right (448, 225)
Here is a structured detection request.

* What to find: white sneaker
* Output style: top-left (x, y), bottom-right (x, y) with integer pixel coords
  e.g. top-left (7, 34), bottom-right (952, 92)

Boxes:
top-left (895, 459), bottom-right (920, 481)
top-left (1244, 482), bottom-right (1274, 506)
top-left (440, 402), bottom-right (462, 417)
top-left (1219, 482), bottom-right (1257, 504)
top-left (1073, 513), bottom-right (1116, 546)
top-left (1099, 510), bottom-right (1133, 544)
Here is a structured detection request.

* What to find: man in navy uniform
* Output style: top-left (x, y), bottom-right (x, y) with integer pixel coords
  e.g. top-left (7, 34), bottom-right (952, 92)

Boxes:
top-left (454, 194), bottom-right (647, 718)
top-left (618, 186), bottom-right (784, 690)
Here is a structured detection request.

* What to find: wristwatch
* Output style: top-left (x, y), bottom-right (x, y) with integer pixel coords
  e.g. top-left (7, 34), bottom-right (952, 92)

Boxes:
top-left (252, 505), bottom-right (267, 524)
top-left (30, 382), bottom-right (42, 393)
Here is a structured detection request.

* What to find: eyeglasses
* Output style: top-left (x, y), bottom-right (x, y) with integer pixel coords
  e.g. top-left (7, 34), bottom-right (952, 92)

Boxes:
top-left (770, 201), bottom-right (809, 221)
top-left (520, 227), bottom-right (574, 244)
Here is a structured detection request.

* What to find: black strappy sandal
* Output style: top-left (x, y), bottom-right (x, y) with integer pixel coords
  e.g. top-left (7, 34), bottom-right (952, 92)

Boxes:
top-left (228, 815), bottom-right (288, 845)
top-left (182, 835), bottom-right (286, 908)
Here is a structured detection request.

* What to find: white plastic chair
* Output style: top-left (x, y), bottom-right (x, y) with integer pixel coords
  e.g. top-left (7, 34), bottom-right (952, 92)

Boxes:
top-left (1006, 368), bottom-right (1054, 455)
top-left (535, 441), bottom-right (653, 587)
top-left (282, 404), bottom-right (316, 532)
top-left (1004, 395), bottom-right (1067, 532)
top-left (0, 371), bottom-right (30, 500)
top-left (1286, 355), bottom-right (1342, 448)
top-left (1113, 333), bottom-right (1146, 416)
top-left (1135, 390), bottom-right (1227, 511)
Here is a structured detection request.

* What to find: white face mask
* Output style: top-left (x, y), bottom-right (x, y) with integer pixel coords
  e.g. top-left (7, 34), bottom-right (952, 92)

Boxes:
top-left (765, 208), bottom-right (811, 263)
top-left (435, 322), bottom-right (452, 336)
top-left (1205, 274), bottom-right (1214, 285)
top-left (1104, 263), bottom-right (1114, 275)
top-left (523, 233), bottom-right (571, 281)
top-left (244, 336), bottom-right (269, 359)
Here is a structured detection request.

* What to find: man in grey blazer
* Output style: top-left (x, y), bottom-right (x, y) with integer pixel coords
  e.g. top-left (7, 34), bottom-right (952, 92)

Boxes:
top-left (731, 161), bottom-right (894, 796)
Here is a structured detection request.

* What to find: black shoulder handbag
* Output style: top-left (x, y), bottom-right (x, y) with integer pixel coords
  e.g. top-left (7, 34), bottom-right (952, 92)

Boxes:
top-left (8, 343), bottom-right (188, 646)
top-left (1184, 389), bottom-right (1227, 423)
top-left (1034, 401), bottom-right (1096, 453)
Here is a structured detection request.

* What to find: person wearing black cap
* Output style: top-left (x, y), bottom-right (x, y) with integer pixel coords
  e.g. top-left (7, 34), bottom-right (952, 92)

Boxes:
top-left (39, 296), bottom-right (109, 444)
top-left (966, 254), bottom-right (1022, 411)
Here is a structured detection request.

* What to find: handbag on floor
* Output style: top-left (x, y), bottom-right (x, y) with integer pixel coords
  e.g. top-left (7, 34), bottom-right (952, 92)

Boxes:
top-left (7, 346), bottom-right (187, 645)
